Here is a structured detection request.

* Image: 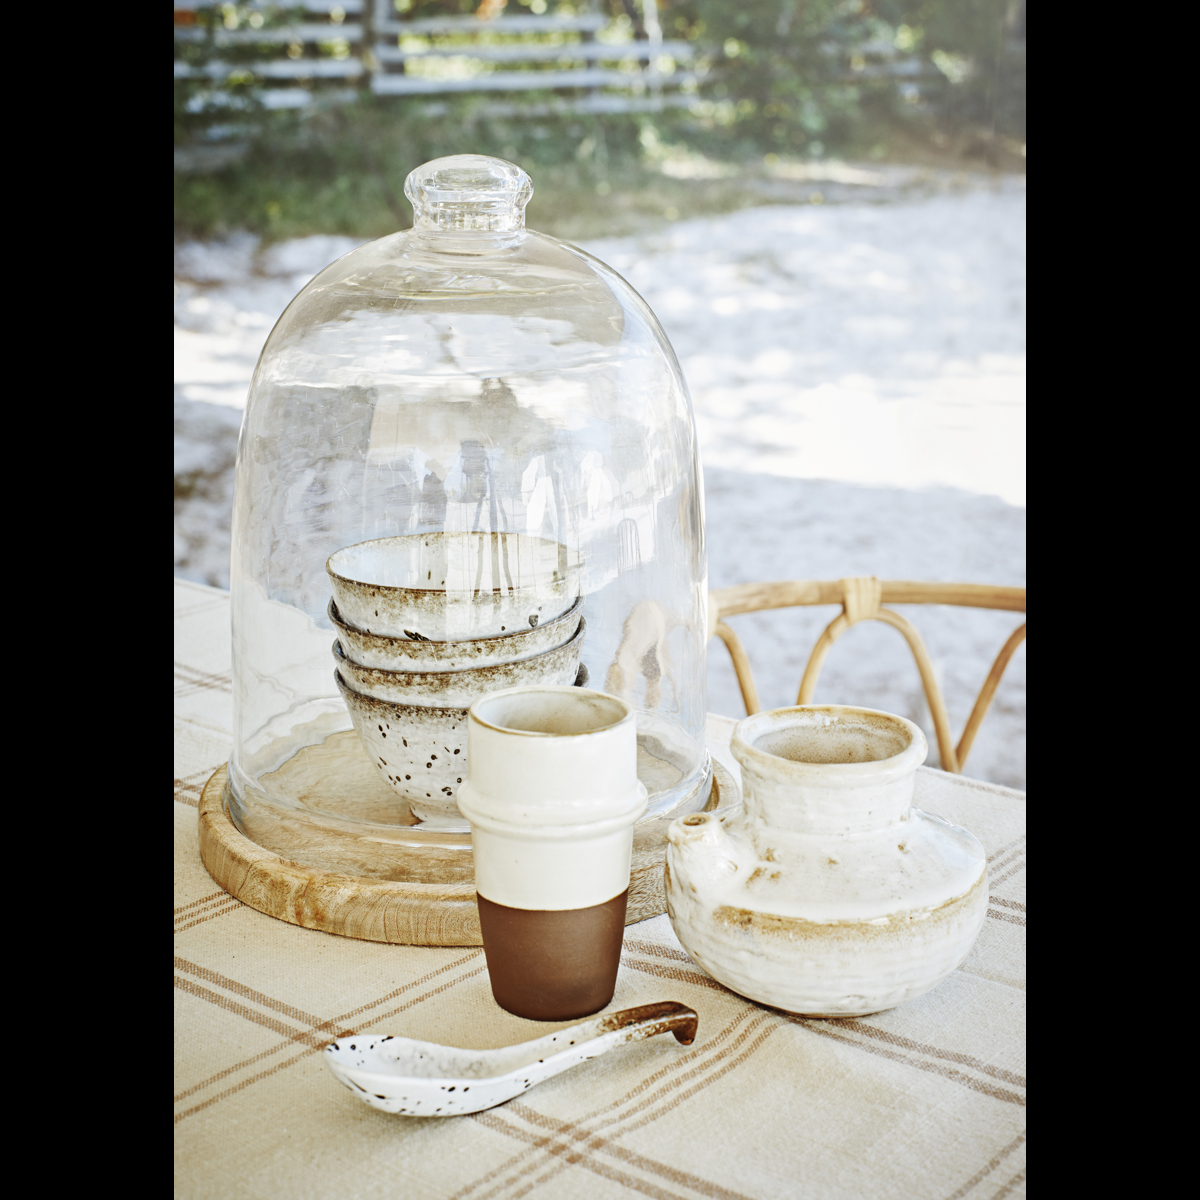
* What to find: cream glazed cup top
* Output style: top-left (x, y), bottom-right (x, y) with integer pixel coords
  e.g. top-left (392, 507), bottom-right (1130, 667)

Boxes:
top-left (456, 686), bottom-right (649, 913)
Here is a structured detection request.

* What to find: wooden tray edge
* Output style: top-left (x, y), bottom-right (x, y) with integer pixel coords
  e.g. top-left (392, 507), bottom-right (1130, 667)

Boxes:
top-left (197, 758), bottom-right (739, 947)
top-left (198, 765), bottom-right (483, 945)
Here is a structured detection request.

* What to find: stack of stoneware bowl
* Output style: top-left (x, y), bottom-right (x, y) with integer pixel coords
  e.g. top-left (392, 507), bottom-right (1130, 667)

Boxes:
top-left (327, 533), bottom-right (585, 828)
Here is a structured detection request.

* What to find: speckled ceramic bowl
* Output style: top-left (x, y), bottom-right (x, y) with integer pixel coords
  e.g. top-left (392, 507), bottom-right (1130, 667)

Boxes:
top-left (335, 673), bottom-right (471, 825)
top-left (328, 594), bottom-right (584, 672)
top-left (326, 533), bottom-right (582, 642)
top-left (332, 619), bottom-right (585, 706)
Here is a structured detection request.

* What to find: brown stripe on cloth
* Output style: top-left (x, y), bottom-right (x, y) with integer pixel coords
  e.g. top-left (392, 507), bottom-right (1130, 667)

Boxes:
top-left (586, 1010), bottom-right (762, 1123)
top-left (347, 964), bottom-right (491, 1032)
top-left (987, 834), bottom-right (1026, 864)
top-left (623, 940), bottom-right (693, 963)
top-left (526, 1009), bottom-right (761, 1138)
top-left (174, 662), bottom-right (233, 698)
top-left (628, 938), bottom-right (1024, 1081)
top-left (176, 959), bottom-right (338, 1030)
top-left (987, 843), bottom-right (1026, 874)
top-left (988, 858), bottom-right (1026, 888)
top-left (175, 966), bottom-right (492, 1124)
top-left (480, 1020), bottom-right (779, 1200)
top-left (173, 976), bottom-right (336, 1049)
top-left (987, 909), bottom-right (1025, 926)
top-left (175, 1047), bottom-right (315, 1124)
top-left (505, 1118), bottom-right (761, 1200)
top-left (943, 1132), bottom-right (1026, 1200)
top-left (173, 956), bottom-right (478, 1105)
top-left (469, 1115), bottom-right (699, 1200)
top-left (988, 1167), bottom-right (1026, 1199)
top-left (174, 898), bottom-right (242, 932)
top-left (987, 859), bottom-right (1025, 888)
top-left (174, 956), bottom-right (488, 1119)
top-left (832, 1020), bottom-right (1025, 1087)
top-left (173, 771), bottom-right (215, 808)
top-left (174, 1039), bottom-right (314, 1105)
top-left (471, 1017), bottom-right (778, 1200)
top-left (175, 890), bottom-right (228, 916)
top-left (622, 956), bottom-right (734, 995)
top-left (452, 1011), bottom-right (764, 1200)
top-left (787, 1017), bottom-right (1026, 1106)
top-left (592, 1016), bottom-right (777, 1128)
top-left (331, 950), bottom-right (485, 1025)
top-left (176, 952), bottom-right (483, 1101)
top-left (624, 950), bottom-right (1025, 1103)
top-left (989, 898), bottom-right (1025, 912)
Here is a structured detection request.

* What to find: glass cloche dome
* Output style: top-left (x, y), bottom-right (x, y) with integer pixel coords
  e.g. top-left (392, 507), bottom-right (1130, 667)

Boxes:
top-left (228, 155), bottom-right (708, 872)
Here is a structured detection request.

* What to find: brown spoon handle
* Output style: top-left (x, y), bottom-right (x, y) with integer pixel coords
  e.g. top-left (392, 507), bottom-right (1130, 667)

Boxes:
top-left (596, 1001), bottom-right (699, 1047)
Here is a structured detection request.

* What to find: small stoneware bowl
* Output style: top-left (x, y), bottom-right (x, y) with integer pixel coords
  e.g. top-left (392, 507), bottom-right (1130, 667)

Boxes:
top-left (335, 672), bottom-right (471, 825)
top-left (328, 594), bottom-right (584, 672)
top-left (326, 532), bottom-right (581, 641)
top-left (332, 619), bottom-right (585, 706)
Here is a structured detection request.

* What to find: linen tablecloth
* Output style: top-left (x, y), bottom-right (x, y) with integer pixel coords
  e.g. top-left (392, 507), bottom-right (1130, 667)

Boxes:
top-left (175, 578), bottom-right (1026, 1199)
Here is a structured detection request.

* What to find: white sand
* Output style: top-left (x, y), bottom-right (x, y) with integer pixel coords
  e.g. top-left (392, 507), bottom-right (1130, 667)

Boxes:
top-left (174, 178), bottom-right (1025, 785)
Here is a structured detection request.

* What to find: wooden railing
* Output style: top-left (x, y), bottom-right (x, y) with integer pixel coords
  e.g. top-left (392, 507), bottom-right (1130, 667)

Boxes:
top-left (708, 578), bottom-right (1026, 775)
top-left (174, 1), bottom-right (695, 116)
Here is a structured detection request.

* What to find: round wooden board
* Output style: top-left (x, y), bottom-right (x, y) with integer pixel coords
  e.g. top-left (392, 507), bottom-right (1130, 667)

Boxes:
top-left (198, 758), bottom-right (737, 946)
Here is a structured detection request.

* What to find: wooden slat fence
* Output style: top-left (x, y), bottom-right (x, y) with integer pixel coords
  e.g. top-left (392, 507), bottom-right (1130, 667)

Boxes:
top-left (174, 1), bottom-right (696, 118)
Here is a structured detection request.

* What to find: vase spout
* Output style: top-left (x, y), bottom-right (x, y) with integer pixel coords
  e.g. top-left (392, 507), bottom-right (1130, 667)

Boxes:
top-left (667, 811), bottom-right (743, 877)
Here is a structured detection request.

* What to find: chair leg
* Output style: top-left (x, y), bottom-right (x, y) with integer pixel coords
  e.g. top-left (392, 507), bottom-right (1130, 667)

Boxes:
top-left (872, 608), bottom-right (960, 774)
top-left (796, 612), bottom-right (850, 704)
top-left (714, 621), bottom-right (761, 715)
top-left (956, 624), bottom-right (1026, 771)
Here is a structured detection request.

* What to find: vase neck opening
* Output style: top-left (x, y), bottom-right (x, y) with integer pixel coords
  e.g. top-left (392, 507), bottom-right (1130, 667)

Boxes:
top-left (752, 721), bottom-right (911, 767)
top-left (731, 707), bottom-right (928, 835)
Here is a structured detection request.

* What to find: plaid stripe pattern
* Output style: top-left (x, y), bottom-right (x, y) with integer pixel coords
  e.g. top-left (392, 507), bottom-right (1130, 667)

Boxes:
top-left (175, 578), bottom-right (1026, 1198)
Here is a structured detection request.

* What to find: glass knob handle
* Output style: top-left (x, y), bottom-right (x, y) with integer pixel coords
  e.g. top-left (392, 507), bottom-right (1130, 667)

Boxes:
top-left (404, 154), bottom-right (533, 232)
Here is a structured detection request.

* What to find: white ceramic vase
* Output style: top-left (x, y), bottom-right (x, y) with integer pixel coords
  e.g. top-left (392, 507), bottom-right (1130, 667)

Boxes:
top-left (666, 706), bottom-right (987, 1017)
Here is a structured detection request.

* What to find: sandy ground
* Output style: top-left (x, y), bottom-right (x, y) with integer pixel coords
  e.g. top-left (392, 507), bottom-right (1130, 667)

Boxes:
top-left (174, 177), bottom-right (1025, 786)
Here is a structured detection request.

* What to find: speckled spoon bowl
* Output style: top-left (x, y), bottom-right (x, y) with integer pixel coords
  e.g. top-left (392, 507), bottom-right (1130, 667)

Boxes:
top-left (324, 1001), bottom-right (698, 1117)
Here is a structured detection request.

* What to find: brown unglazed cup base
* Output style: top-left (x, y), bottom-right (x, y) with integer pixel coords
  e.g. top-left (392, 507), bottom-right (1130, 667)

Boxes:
top-left (477, 890), bottom-right (629, 1021)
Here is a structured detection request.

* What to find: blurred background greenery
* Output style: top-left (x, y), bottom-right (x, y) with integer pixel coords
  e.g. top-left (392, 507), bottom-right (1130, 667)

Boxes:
top-left (175, 0), bottom-right (1025, 241)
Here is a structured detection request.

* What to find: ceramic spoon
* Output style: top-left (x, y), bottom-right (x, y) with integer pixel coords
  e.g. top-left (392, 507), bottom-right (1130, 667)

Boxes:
top-left (324, 1001), bottom-right (698, 1117)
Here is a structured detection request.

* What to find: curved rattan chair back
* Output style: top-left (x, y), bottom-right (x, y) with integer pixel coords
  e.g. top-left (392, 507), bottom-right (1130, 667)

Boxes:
top-left (708, 578), bottom-right (1026, 775)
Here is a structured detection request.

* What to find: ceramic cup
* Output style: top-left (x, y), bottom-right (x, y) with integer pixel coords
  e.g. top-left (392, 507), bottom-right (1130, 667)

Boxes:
top-left (456, 686), bottom-right (649, 1020)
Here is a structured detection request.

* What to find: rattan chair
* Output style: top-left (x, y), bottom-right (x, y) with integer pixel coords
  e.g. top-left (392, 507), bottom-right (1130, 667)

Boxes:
top-left (708, 577), bottom-right (1026, 774)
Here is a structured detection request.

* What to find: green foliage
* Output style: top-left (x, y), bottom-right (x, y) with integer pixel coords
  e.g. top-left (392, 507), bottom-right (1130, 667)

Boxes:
top-left (176, 99), bottom-right (675, 239)
top-left (872, 0), bottom-right (1025, 136)
top-left (650, 0), bottom-right (1025, 156)
top-left (654, 0), bottom-right (861, 156)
